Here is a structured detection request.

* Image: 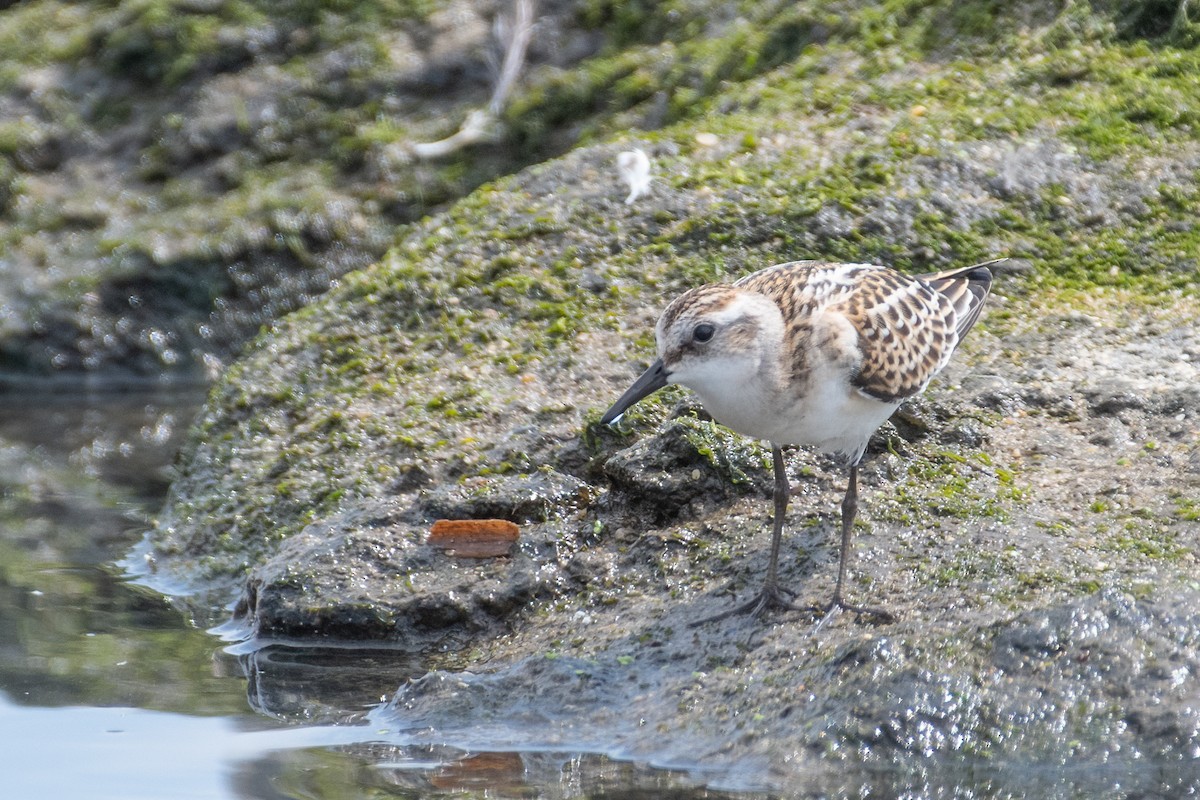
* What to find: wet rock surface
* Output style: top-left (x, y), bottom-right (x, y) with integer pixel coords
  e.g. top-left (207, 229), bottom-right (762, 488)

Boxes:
top-left (238, 496), bottom-right (577, 647)
top-left (136, 131), bottom-right (1200, 790)
top-left (151, 127), bottom-right (1200, 787)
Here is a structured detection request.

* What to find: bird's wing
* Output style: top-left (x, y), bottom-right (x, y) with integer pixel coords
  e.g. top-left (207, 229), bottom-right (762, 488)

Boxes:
top-left (830, 268), bottom-right (959, 402)
top-left (736, 260), bottom-right (994, 403)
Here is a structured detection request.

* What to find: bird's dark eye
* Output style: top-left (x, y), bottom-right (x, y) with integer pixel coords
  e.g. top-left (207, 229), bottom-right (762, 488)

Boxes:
top-left (693, 323), bottom-right (715, 343)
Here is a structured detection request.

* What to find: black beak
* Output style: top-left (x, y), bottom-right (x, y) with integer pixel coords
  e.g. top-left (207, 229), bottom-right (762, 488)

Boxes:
top-left (601, 358), bottom-right (670, 424)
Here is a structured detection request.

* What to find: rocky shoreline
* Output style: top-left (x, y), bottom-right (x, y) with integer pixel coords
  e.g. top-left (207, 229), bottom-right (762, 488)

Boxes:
top-left (139, 126), bottom-right (1199, 786)
top-left (6, 1), bottom-right (1199, 792)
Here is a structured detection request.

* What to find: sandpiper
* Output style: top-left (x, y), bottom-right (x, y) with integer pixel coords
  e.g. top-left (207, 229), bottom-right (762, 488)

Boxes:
top-left (602, 259), bottom-right (995, 623)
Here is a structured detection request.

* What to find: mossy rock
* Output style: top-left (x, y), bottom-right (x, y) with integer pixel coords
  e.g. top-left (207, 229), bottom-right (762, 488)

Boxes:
top-left (123, 3), bottom-right (1200, 787)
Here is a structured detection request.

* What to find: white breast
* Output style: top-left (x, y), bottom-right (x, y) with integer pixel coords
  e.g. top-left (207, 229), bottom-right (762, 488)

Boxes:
top-left (683, 307), bottom-right (899, 462)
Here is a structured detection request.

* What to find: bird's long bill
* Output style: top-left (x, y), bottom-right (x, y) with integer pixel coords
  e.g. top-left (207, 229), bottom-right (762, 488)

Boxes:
top-left (600, 358), bottom-right (669, 424)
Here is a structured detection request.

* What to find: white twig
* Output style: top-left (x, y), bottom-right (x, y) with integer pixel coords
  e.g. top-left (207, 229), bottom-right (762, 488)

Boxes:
top-left (488, 0), bottom-right (534, 117)
top-left (411, 109), bottom-right (496, 159)
top-left (412, 0), bottom-right (535, 160)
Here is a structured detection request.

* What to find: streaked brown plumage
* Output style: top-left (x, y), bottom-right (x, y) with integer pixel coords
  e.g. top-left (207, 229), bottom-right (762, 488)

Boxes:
top-left (603, 258), bottom-right (997, 623)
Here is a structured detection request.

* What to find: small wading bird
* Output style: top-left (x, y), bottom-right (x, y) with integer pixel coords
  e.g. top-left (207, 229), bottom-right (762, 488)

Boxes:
top-left (601, 259), bottom-right (995, 623)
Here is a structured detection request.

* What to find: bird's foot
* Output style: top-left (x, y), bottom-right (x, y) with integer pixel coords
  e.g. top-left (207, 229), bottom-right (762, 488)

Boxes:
top-left (689, 583), bottom-right (800, 627)
top-left (811, 594), bottom-right (895, 632)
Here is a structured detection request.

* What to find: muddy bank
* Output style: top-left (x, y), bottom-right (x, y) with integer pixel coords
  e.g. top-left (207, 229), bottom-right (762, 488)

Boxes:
top-left (136, 3), bottom-right (1200, 793)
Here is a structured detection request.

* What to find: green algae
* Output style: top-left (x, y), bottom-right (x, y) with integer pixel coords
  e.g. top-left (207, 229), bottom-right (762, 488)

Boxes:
top-left (675, 415), bottom-right (772, 490)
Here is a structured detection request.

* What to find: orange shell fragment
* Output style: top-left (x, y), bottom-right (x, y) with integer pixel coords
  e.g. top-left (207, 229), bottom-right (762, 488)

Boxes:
top-left (428, 518), bottom-right (520, 558)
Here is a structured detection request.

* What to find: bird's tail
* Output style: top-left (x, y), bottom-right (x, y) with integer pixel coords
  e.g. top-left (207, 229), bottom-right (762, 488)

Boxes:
top-left (918, 258), bottom-right (1001, 339)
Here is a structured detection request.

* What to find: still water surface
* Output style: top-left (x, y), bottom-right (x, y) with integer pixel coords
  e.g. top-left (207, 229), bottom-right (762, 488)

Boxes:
top-left (0, 388), bottom-right (749, 799)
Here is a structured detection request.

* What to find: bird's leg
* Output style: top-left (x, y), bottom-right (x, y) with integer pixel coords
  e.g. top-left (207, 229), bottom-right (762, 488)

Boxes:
top-left (761, 444), bottom-right (798, 603)
top-left (690, 445), bottom-right (800, 626)
top-left (821, 464), bottom-right (895, 624)
top-left (832, 463), bottom-right (858, 605)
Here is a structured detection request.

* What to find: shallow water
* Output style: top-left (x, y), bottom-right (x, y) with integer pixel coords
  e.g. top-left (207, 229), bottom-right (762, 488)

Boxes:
top-left (0, 388), bottom-right (758, 799)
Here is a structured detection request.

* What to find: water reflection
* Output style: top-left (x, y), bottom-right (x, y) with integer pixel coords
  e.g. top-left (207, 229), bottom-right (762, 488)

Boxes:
top-left (1, 697), bottom-right (244, 799)
top-left (0, 383), bottom-right (203, 501)
top-left (0, 386), bottom-right (243, 715)
top-left (230, 639), bottom-right (425, 723)
top-left (0, 562), bottom-right (244, 713)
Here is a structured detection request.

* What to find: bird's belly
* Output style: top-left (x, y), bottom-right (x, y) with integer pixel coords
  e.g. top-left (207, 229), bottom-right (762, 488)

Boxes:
top-left (775, 393), bottom-right (898, 455)
top-left (700, 382), bottom-right (898, 458)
